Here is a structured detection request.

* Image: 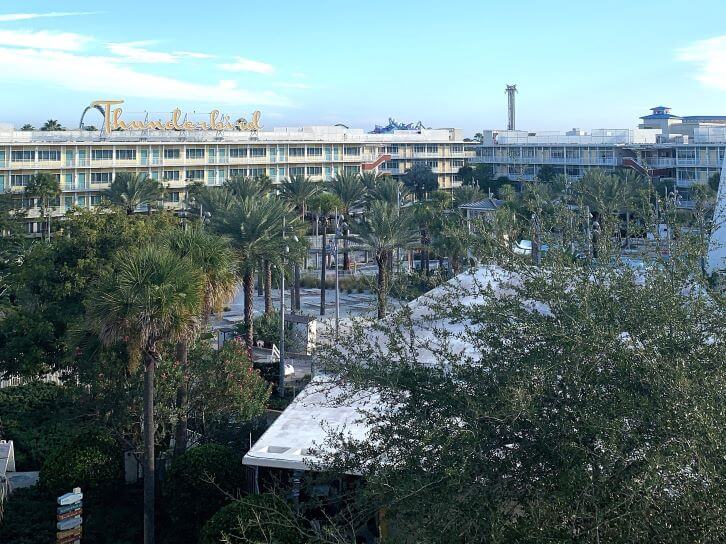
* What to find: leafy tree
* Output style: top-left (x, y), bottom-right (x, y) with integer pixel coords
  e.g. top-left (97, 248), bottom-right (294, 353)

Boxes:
top-left (20, 123), bottom-right (35, 131)
top-left (473, 163), bottom-right (496, 190)
top-left (24, 172), bottom-right (60, 241)
top-left (403, 162), bottom-right (438, 200)
top-left (199, 494), bottom-right (303, 544)
top-left (162, 444), bottom-right (247, 543)
top-left (351, 202), bottom-right (418, 318)
top-left (40, 119), bottom-right (64, 131)
top-left (39, 428), bottom-right (123, 499)
top-left (319, 260), bottom-right (725, 543)
top-left (102, 172), bottom-right (164, 214)
top-left (457, 164), bottom-right (475, 185)
top-left (537, 164), bottom-right (559, 182)
top-left (86, 245), bottom-right (204, 544)
top-left (453, 185), bottom-right (484, 207)
top-left (708, 171), bottom-right (721, 193)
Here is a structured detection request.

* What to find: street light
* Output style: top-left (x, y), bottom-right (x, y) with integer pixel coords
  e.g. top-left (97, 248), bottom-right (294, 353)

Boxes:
top-left (279, 218), bottom-right (298, 398)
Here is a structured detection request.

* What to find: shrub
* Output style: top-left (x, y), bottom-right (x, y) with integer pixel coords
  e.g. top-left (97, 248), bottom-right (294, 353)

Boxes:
top-left (199, 494), bottom-right (303, 544)
top-left (0, 486), bottom-right (55, 544)
top-left (162, 444), bottom-right (246, 543)
top-left (39, 428), bottom-right (123, 500)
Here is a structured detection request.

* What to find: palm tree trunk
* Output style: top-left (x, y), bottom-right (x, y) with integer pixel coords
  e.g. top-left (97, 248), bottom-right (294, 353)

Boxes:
top-left (293, 263), bottom-right (301, 311)
top-left (172, 340), bottom-right (189, 457)
top-left (320, 224), bottom-right (327, 316)
top-left (256, 262), bottom-right (263, 297)
top-left (264, 261), bottom-right (273, 315)
top-left (143, 349), bottom-right (156, 544)
top-left (243, 271), bottom-right (254, 346)
top-left (376, 255), bottom-right (387, 319)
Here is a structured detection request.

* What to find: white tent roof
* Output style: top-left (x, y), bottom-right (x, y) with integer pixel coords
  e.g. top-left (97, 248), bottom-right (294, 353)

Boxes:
top-left (243, 266), bottom-right (522, 471)
top-left (707, 155), bottom-right (725, 276)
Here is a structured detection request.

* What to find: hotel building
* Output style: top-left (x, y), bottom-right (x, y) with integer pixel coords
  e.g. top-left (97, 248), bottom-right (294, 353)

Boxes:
top-left (0, 118), bottom-right (468, 234)
top-left (471, 106), bottom-right (726, 195)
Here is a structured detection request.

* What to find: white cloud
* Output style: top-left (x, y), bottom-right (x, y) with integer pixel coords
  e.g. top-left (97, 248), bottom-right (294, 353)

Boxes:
top-left (678, 36), bottom-right (726, 91)
top-left (218, 56), bottom-right (274, 74)
top-left (0, 12), bottom-right (96, 22)
top-left (0, 29), bottom-right (91, 51)
top-left (277, 82), bottom-right (312, 89)
top-left (107, 42), bottom-right (214, 63)
top-left (0, 46), bottom-right (290, 106)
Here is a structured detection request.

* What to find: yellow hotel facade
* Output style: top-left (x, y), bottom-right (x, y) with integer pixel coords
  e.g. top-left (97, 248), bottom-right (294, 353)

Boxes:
top-left (0, 110), bottom-right (469, 233)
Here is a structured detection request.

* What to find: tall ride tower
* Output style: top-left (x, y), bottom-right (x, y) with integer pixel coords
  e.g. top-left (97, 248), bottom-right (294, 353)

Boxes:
top-left (505, 84), bottom-right (517, 130)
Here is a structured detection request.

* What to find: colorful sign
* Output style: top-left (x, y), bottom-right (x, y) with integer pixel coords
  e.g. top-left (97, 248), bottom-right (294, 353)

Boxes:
top-left (90, 100), bottom-right (262, 133)
top-left (57, 488), bottom-right (83, 543)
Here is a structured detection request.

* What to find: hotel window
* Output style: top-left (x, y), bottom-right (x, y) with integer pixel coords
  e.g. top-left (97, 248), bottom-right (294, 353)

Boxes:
top-left (11, 174), bottom-right (32, 186)
top-left (186, 169), bottom-right (204, 180)
top-left (163, 170), bottom-right (180, 181)
top-left (550, 148), bottom-right (565, 159)
top-left (91, 195), bottom-right (102, 206)
top-left (91, 149), bottom-right (113, 160)
top-left (452, 159), bottom-right (465, 167)
top-left (230, 168), bottom-right (247, 177)
top-left (426, 145), bottom-right (439, 153)
top-left (384, 160), bottom-right (399, 170)
top-left (522, 148), bottom-right (535, 158)
top-left (91, 172), bottom-right (112, 183)
top-left (38, 149), bottom-right (60, 161)
top-left (290, 167), bottom-right (305, 176)
top-left (186, 148), bottom-right (205, 159)
top-left (385, 145), bottom-right (399, 154)
top-left (277, 167), bottom-right (285, 177)
top-left (307, 166), bottom-right (322, 176)
top-left (343, 165), bottom-right (359, 174)
top-left (424, 160), bottom-right (438, 169)
top-left (289, 147), bottom-right (305, 157)
top-left (251, 147), bottom-right (266, 157)
top-left (249, 168), bottom-right (265, 177)
top-left (64, 196), bottom-right (74, 209)
top-left (344, 146), bottom-right (360, 156)
top-left (566, 166), bottom-right (581, 176)
top-left (306, 147), bottom-right (323, 157)
top-left (229, 147), bottom-right (247, 158)
top-left (165, 192), bottom-right (181, 202)
top-left (78, 196), bottom-right (87, 207)
top-left (164, 148), bottom-right (180, 159)
top-left (451, 145), bottom-right (463, 153)
top-left (11, 150), bottom-right (35, 162)
top-left (116, 149), bottom-right (136, 160)
top-left (413, 145), bottom-right (426, 153)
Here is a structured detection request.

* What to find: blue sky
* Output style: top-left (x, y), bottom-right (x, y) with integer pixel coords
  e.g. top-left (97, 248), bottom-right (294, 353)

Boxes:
top-left (0, 0), bottom-right (725, 134)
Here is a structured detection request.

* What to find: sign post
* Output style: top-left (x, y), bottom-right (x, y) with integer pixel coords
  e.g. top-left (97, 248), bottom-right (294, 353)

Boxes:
top-left (57, 487), bottom-right (83, 544)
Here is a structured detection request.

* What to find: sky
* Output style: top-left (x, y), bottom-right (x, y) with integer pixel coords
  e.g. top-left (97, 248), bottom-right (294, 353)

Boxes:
top-left (0, 0), bottom-right (725, 135)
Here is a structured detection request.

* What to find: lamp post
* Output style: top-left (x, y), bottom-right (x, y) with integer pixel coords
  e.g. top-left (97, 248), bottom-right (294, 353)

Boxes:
top-left (279, 219), bottom-right (298, 398)
top-left (334, 210), bottom-right (345, 340)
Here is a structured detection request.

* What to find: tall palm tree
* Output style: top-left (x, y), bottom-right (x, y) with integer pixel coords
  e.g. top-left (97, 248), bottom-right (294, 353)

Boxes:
top-left (25, 172), bottom-right (60, 242)
top-left (40, 119), bottom-right (63, 131)
top-left (327, 172), bottom-right (367, 270)
top-left (225, 175), bottom-right (269, 200)
top-left (279, 175), bottom-right (321, 309)
top-left (213, 195), bottom-right (292, 345)
top-left (360, 171), bottom-right (387, 192)
top-left (103, 172), bottom-right (164, 214)
top-left (161, 227), bottom-right (237, 456)
top-left (351, 201), bottom-right (419, 318)
top-left (86, 245), bottom-right (203, 544)
top-left (366, 176), bottom-right (405, 207)
top-left (20, 124), bottom-right (34, 131)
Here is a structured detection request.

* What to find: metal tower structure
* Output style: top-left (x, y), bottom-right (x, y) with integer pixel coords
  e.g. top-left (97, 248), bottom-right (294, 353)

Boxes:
top-left (505, 84), bottom-right (517, 130)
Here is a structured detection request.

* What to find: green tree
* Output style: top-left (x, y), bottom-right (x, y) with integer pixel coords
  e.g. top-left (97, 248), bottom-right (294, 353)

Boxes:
top-left (366, 176), bottom-right (405, 207)
top-left (537, 164), bottom-right (558, 182)
top-left (162, 444), bottom-right (246, 543)
top-left (102, 172), bottom-right (164, 215)
top-left (403, 162), bottom-right (438, 200)
top-left (319, 260), bottom-right (725, 543)
top-left (351, 202), bottom-right (418, 318)
top-left (40, 119), bottom-right (63, 131)
top-left (327, 172), bottom-right (367, 270)
top-left (86, 245), bottom-right (203, 544)
top-left (457, 164), bottom-right (475, 185)
top-left (20, 123), bottom-right (35, 131)
top-left (24, 172), bottom-right (60, 241)
top-left (453, 185), bottom-right (484, 207)
top-left (161, 226), bottom-right (238, 456)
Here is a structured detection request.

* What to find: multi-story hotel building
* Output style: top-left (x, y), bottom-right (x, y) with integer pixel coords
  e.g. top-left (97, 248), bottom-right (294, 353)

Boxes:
top-left (0, 111), bottom-right (468, 233)
top-left (471, 106), bottom-right (726, 194)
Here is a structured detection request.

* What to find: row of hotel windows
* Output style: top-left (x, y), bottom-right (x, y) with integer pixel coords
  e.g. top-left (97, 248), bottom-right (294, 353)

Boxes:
top-left (3, 144), bottom-right (464, 163)
top-left (18, 190), bottom-right (185, 211)
top-left (6, 165), bottom-right (364, 186)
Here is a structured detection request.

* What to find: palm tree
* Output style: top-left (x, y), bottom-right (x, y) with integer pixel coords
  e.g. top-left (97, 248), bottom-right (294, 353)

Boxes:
top-left (213, 195), bottom-right (291, 345)
top-left (327, 172), bottom-right (367, 270)
top-left (86, 245), bottom-right (203, 544)
top-left (279, 175), bottom-right (321, 309)
top-left (367, 176), bottom-right (405, 207)
top-left (351, 201), bottom-right (419, 318)
top-left (103, 172), bottom-right (164, 214)
top-left (453, 185), bottom-right (484, 208)
top-left (225, 175), bottom-right (269, 200)
top-left (25, 172), bottom-right (60, 241)
top-left (433, 213), bottom-right (470, 274)
top-left (20, 124), bottom-right (34, 131)
top-left (360, 171), bottom-right (387, 192)
top-left (308, 192), bottom-right (343, 315)
top-left (162, 227), bottom-right (237, 456)
top-left (40, 119), bottom-right (63, 131)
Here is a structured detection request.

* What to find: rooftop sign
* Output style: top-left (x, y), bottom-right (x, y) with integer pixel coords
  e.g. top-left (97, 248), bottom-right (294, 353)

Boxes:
top-left (89, 100), bottom-right (262, 134)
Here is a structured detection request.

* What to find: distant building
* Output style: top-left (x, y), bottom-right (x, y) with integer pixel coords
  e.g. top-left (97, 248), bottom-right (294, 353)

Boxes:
top-left (471, 106), bottom-right (726, 196)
